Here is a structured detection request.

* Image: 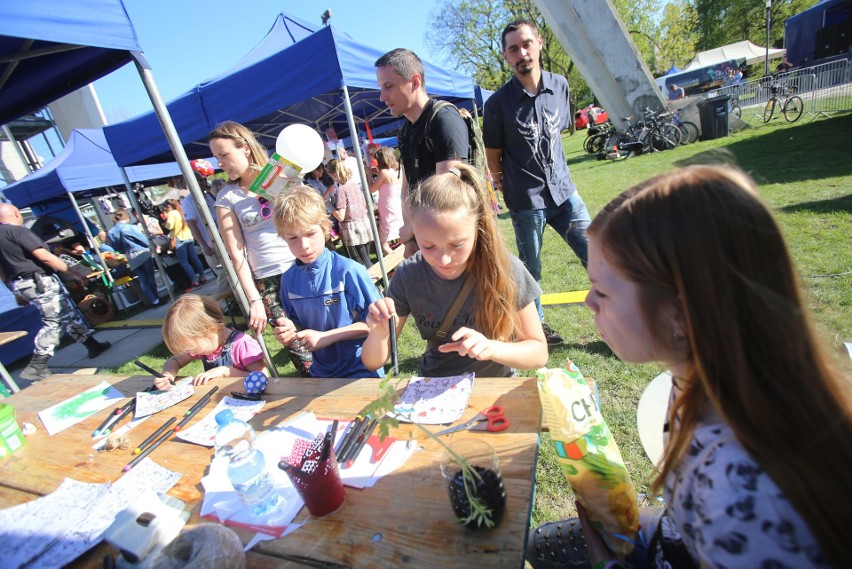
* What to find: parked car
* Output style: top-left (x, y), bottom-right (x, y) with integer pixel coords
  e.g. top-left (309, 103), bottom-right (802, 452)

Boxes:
top-left (574, 106), bottom-right (608, 129)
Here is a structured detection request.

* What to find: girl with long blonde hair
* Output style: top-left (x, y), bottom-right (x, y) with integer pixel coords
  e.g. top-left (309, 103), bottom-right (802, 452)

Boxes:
top-left (362, 163), bottom-right (548, 377)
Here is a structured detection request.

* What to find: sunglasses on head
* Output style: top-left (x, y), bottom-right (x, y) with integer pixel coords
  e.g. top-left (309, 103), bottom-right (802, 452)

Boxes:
top-left (257, 195), bottom-right (273, 220)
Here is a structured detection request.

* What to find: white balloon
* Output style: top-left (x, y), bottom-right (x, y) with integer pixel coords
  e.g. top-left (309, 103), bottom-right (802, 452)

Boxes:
top-left (275, 124), bottom-right (324, 175)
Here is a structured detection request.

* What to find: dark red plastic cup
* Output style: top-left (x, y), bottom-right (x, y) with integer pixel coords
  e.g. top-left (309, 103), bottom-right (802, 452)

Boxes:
top-left (285, 443), bottom-right (346, 517)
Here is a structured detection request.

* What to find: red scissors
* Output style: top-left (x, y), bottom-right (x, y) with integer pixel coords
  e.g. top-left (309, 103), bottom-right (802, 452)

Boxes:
top-left (435, 405), bottom-right (510, 436)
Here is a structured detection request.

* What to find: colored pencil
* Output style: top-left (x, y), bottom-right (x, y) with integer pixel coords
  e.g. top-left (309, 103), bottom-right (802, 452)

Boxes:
top-left (92, 398), bottom-right (135, 437)
top-left (101, 402), bottom-right (136, 436)
top-left (123, 428), bottom-right (172, 472)
top-left (132, 417), bottom-right (177, 455)
top-left (344, 419), bottom-right (378, 465)
top-left (173, 386), bottom-right (218, 431)
top-left (389, 315), bottom-right (399, 376)
top-left (134, 359), bottom-right (174, 385)
top-left (335, 417), bottom-right (362, 463)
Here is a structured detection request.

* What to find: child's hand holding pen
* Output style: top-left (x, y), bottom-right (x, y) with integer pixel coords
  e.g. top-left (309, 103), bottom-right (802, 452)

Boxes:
top-left (366, 298), bottom-right (396, 334)
top-left (153, 371), bottom-right (176, 391)
top-left (272, 316), bottom-right (298, 346)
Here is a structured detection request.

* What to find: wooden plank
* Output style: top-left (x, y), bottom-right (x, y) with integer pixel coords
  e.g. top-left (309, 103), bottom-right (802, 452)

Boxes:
top-left (367, 246), bottom-right (405, 284)
top-left (0, 374), bottom-right (541, 568)
top-left (0, 330), bottom-right (28, 345)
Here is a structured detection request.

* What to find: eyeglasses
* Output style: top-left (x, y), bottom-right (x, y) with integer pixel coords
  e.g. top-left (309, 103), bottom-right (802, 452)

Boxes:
top-left (257, 195), bottom-right (273, 220)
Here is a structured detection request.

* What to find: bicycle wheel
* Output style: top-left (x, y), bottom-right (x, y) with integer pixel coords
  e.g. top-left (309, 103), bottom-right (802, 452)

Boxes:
top-left (782, 96), bottom-right (803, 123)
top-left (677, 121), bottom-right (699, 144)
top-left (651, 124), bottom-right (681, 151)
top-left (583, 135), bottom-right (596, 154)
top-left (588, 133), bottom-right (608, 155)
top-left (730, 105), bottom-right (741, 121)
top-left (763, 99), bottom-right (776, 123)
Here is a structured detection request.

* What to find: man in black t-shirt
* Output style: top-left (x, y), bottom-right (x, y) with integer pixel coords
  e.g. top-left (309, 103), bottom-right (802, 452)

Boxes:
top-left (375, 48), bottom-right (469, 257)
top-left (0, 204), bottom-right (111, 380)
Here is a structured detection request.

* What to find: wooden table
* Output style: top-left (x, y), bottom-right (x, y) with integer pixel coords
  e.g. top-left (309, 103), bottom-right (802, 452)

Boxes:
top-left (0, 330), bottom-right (27, 394)
top-left (0, 374), bottom-right (541, 568)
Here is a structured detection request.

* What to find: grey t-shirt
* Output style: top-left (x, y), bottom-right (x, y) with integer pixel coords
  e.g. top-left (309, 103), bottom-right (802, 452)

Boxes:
top-left (387, 253), bottom-right (541, 377)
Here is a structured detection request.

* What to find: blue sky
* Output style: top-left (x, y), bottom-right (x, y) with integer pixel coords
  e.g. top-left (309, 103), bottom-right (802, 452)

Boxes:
top-left (93, 0), bottom-right (443, 123)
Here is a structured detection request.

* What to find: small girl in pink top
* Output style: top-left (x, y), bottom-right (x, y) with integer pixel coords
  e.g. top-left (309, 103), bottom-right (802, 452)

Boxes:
top-left (153, 294), bottom-right (267, 390)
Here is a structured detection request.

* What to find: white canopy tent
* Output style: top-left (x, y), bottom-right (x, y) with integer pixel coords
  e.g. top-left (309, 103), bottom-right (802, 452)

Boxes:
top-left (684, 40), bottom-right (786, 70)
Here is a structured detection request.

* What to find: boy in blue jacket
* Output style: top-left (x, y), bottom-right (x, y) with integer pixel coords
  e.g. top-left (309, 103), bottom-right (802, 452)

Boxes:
top-left (271, 185), bottom-right (384, 379)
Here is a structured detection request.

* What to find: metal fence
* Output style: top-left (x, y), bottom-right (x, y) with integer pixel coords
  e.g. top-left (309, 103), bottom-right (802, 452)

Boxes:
top-left (711, 57), bottom-right (852, 123)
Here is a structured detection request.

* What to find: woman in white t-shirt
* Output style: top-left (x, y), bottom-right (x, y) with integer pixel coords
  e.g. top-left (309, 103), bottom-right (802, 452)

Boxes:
top-left (209, 121), bottom-right (309, 375)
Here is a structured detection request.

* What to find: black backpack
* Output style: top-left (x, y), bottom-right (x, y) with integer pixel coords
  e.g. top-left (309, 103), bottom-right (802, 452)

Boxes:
top-left (400, 100), bottom-right (488, 184)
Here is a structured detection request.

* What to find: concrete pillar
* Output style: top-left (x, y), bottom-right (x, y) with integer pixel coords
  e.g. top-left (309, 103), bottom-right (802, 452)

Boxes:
top-left (533, 0), bottom-right (666, 128)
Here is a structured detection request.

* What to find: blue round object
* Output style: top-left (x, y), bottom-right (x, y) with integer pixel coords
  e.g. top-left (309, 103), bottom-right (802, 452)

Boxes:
top-left (244, 371), bottom-right (268, 394)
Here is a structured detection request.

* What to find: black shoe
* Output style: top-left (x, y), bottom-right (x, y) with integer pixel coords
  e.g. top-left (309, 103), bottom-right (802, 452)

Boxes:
top-left (84, 337), bottom-right (112, 359)
top-left (20, 354), bottom-right (52, 381)
top-left (542, 322), bottom-right (564, 347)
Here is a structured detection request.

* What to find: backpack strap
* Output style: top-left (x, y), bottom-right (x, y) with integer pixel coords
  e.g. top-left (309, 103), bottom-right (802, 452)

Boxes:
top-left (426, 276), bottom-right (475, 350)
top-left (423, 100), bottom-right (457, 154)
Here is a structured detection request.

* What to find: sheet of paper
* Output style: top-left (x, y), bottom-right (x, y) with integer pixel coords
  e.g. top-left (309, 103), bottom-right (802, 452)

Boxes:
top-left (0, 460), bottom-right (180, 569)
top-left (134, 383), bottom-right (195, 418)
top-left (38, 381), bottom-right (125, 436)
top-left (392, 373), bottom-right (475, 424)
top-left (200, 452), bottom-right (303, 538)
top-left (175, 396), bottom-right (265, 447)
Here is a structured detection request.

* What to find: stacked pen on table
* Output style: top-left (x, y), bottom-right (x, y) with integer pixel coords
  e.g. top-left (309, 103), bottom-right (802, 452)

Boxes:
top-left (336, 416), bottom-right (379, 466)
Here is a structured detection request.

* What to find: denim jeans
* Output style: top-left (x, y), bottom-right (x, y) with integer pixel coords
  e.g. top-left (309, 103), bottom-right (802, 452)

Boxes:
top-left (175, 239), bottom-right (204, 284)
top-left (133, 257), bottom-right (159, 303)
top-left (509, 191), bottom-right (591, 320)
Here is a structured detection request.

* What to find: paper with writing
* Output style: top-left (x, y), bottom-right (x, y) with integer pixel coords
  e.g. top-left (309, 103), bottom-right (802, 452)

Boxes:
top-left (0, 460), bottom-right (180, 568)
top-left (174, 396), bottom-right (265, 447)
top-left (134, 383), bottom-right (195, 418)
top-left (392, 373), bottom-right (475, 424)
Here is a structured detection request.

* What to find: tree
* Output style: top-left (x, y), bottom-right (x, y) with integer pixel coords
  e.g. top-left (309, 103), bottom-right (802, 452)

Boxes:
top-left (691, 0), bottom-right (813, 51)
top-left (425, 0), bottom-right (593, 112)
top-left (657, 0), bottom-right (699, 70)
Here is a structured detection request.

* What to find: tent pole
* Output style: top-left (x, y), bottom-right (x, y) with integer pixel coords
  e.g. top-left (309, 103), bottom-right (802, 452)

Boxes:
top-left (65, 189), bottom-right (114, 285)
top-left (341, 85), bottom-right (388, 290)
top-left (129, 52), bottom-right (279, 377)
top-left (119, 170), bottom-right (176, 302)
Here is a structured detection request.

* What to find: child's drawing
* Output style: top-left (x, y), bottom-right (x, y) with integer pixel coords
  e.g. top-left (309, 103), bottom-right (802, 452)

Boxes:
top-left (392, 373), bottom-right (474, 424)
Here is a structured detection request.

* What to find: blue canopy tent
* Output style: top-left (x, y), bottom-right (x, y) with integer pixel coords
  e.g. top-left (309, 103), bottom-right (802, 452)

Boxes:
top-left (104, 14), bottom-right (475, 291)
top-left (0, 0), bottom-right (285, 376)
top-left (3, 129), bottom-right (180, 209)
top-left (104, 15), bottom-right (475, 166)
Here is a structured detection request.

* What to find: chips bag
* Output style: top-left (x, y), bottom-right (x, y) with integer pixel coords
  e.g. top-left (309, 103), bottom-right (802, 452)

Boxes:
top-left (537, 362), bottom-right (639, 558)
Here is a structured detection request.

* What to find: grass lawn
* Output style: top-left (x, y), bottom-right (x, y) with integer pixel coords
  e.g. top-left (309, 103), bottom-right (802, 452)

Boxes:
top-left (108, 112), bottom-right (852, 529)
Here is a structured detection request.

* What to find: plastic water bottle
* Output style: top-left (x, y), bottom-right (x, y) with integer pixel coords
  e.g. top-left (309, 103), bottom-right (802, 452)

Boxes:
top-left (214, 410), bottom-right (280, 515)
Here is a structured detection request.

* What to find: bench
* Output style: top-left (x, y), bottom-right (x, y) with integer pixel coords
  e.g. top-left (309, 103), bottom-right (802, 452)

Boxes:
top-left (367, 246), bottom-right (405, 287)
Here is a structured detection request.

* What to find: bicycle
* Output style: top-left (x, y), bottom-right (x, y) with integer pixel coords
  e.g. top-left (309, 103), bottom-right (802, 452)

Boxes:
top-left (583, 121), bottom-right (614, 155)
top-left (670, 109), bottom-right (699, 145)
top-left (729, 94), bottom-right (742, 121)
top-left (763, 84), bottom-right (803, 123)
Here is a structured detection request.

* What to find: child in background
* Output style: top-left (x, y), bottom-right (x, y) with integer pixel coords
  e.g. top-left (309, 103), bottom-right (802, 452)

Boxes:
top-left (154, 294), bottom-right (268, 390)
top-left (528, 165), bottom-right (852, 568)
top-left (271, 186), bottom-right (384, 379)
top-left (327, 158), bottom-right (374, 268)
top-left (362, 164), bottom-right (548, 377)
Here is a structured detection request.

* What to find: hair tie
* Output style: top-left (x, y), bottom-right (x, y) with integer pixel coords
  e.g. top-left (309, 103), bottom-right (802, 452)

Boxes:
top-left (448, 167), bottom-right (461, 178)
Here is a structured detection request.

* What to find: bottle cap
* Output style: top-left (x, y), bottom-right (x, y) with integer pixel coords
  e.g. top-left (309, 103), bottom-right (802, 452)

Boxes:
top-left (215, 409), bottom-right (235, 426)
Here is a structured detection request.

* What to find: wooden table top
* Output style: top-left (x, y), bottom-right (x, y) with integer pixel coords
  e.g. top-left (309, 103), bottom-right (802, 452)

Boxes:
top-left (0, 374), bottom-right (542, 568)
top-left (0, 330), bottom-right (27, 346)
